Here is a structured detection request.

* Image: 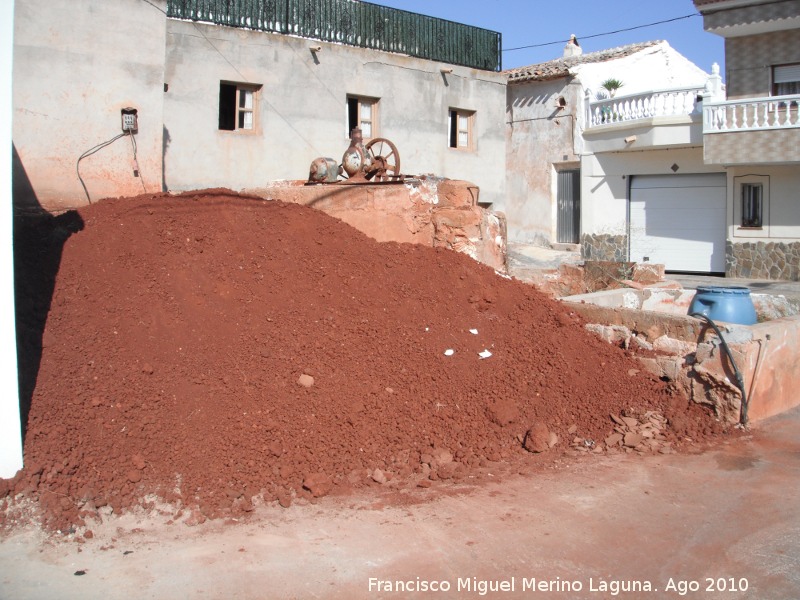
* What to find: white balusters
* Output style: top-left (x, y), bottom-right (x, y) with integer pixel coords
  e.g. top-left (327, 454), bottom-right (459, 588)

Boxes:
top-left (702, 95), bottom-right (800, 133)
top-left (586, 86), bottom-right (705, 129)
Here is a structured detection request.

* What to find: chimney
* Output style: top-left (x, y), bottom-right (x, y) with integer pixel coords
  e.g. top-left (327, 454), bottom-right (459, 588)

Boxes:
top-left (563, 34), bottom-right (582, 58)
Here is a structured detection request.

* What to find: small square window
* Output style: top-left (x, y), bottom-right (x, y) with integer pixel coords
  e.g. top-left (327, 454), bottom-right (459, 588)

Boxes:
top-left (449, 109), bottom-right (475, 150)
top-left (347, 96), bottom-right (379, 138)
top-left (741, 183), bottom-right (763, 228)
top-left (219, 82), bottom-right (261, 131)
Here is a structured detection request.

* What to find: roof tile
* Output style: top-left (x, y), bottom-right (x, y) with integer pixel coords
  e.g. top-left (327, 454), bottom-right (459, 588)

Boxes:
top-left (504, 40), bottom-right (662, 84)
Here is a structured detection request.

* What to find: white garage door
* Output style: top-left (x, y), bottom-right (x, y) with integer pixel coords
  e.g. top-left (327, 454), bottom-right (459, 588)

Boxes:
top-left (630, 174), bottom-right (726, 273)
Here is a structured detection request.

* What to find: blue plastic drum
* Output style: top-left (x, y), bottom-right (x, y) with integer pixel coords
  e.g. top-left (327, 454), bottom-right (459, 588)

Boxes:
top-left (688, 286), bottom-right (757, 325)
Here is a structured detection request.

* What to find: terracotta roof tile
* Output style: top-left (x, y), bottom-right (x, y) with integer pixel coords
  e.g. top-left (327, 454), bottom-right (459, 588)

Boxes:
top-left (504, 40), bottom-right (662, 84)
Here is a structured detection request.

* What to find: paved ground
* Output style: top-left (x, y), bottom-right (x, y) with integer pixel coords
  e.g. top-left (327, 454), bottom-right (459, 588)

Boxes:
top-left (668, 274), bottom-right (800, 308)
top-left (507, 243), bottom-right (800, 307)
top-left (1, 407), bottom-right (798, 599)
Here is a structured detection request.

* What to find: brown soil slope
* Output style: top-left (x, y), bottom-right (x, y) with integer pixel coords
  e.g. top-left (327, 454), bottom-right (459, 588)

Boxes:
top-left (8, 190), bottom-right (718, 530)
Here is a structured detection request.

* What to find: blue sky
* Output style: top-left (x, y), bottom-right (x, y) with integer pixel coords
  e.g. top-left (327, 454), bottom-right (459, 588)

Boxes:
top-left (375, 0), bottom-right (725, 76)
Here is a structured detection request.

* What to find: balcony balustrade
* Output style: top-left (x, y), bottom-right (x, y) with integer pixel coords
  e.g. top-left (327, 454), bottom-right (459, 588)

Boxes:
top-left (586, 87), bottom-right (704, 128)
top-left (703, 95), bottom-right (800, 133)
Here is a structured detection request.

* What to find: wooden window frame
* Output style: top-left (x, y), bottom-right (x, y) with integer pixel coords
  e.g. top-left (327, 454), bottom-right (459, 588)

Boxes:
top-left (346, 95), bottom-right (379, 139)
top-left (449, 108), bottom-right (475, 151)
top-left (219, 82), bottom-right (261, 133)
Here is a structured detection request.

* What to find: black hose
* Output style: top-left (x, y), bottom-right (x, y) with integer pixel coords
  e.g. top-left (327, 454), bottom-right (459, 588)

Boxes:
top-left (691, 312), bottom-right (749, 426)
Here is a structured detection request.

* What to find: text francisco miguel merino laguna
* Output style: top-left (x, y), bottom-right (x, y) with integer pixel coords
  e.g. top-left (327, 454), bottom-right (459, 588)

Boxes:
top-left (368, 576), bottom-right (662, 595)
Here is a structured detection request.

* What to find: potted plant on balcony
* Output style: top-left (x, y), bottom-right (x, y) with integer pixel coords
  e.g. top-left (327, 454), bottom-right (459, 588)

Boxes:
top-left (600, 77), bottom-right (624, 98)
top-left (598, 78), bottom-right (624, 123)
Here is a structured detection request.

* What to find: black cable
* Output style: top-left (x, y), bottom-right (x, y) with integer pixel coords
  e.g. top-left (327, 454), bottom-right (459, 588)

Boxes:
top-left (76, 132), bottom-right (128, 204)
top-left (691, 312), bottom-right (749, 426)
top-left (129, 131), bottom-right (147, 193)
top-left (138, 0), bottom-right (166, 15)
top-left (504, 14), bottom-right (699, 52)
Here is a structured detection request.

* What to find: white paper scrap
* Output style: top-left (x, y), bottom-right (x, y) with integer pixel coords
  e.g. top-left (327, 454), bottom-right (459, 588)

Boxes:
top-left (469, 329), bottom-right (479, 335)
top-left (478, 349), bottom-right (492, 359)
top-left (444, 349), bottom-right (455, 356)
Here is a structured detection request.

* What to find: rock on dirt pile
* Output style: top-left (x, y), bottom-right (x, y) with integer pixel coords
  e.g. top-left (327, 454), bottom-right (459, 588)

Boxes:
top-left (6, 190), bottom-right (719, 531)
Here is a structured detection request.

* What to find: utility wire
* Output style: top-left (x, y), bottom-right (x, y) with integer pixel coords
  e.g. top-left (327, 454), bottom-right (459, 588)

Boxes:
top-left (76, 133), bottom-right (128, 204)
top-left (129, 130), bottom-right (147, 194)
top-left (504, 13), bottom-right (699, 52)
top-left (138, 0), bottom-right (167, 15)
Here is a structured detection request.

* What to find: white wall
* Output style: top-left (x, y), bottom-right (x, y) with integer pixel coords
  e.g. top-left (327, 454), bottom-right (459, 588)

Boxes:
top-left (2, 0), bottom-right (23, 478)
top-left (581, 147), bottom-right (722, 236)
top-left (13, 0), bottom-right (167, 211)
top-left (163, 20), bottom-right (508, 209)
top-left (727, 165), bottom-right (800, 241)
top-left (574, 41), bottom-right (710, 102)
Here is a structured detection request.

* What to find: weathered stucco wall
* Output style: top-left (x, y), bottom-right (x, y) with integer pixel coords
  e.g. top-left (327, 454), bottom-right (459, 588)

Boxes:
top-left (163, 20), bottom-right (507, 211)
top-left (505, 78), bottom-right (582, 245)
top-left (12, 2), bottom-right (506, 213)
top-left (12, 0), bottom-right (167, 212)
top-left (248, 178), bottom-right (506, 272)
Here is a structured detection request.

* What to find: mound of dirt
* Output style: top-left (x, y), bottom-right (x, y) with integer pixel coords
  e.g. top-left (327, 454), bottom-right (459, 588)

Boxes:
top-left (6, 190), bottom-right (722, 531)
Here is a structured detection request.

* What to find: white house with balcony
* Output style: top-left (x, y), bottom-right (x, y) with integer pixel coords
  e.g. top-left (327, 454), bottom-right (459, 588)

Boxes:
top-left (505, 40), bottom-right (727, 274)
top-left (695, 0), bottom-right (800, 281)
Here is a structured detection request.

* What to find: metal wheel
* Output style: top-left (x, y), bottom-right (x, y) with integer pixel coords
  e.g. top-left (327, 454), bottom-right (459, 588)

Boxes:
top-left (365, 138), bottom-right (401, 181)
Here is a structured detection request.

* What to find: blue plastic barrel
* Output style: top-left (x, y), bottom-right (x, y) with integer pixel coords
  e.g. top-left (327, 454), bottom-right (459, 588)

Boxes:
top-left (688, 286), bottom-right (757, 325)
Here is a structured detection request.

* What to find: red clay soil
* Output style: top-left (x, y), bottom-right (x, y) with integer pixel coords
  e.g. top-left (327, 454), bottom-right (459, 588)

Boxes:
top-left (4, 190), bottom-right (725, 532)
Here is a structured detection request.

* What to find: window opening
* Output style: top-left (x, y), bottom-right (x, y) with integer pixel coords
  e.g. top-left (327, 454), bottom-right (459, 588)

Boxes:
top-left (449, 109), bottom-right (474, 150)
top-left (773, 64), bottom-right (800, 110)
top-left (347, 96), bottom-right (378, 138)
top-left (219, 82), bottom-right (260, 131)
top-left (741, 183), bottom-right (763, 228)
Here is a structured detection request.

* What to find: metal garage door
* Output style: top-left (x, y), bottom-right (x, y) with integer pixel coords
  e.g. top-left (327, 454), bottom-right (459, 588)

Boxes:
top-left (630, 174), bottom-right (726, 273)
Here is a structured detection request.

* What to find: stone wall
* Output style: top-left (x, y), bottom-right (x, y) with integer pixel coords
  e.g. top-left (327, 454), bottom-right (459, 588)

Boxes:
top-left (562, 298), bottom-right (800, 424)
top-left (581, 234), bottom-right (628, 262)
top-left (727, 241), bottom-right (800, 281)
top-left (249, 177), bottom-right (507, 272)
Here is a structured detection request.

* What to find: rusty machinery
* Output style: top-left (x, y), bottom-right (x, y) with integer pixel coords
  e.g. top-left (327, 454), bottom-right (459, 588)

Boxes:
top-left (308, 128), bottom-right (402, 184)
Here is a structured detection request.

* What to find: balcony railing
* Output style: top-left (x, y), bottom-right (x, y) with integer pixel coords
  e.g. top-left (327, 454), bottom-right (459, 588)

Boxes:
top-left (586, 87), bottom-right (704, 128)
top-left (703, 95), bottom-right (800, 133)
top-left (166, 0), bottom-right (502, 71)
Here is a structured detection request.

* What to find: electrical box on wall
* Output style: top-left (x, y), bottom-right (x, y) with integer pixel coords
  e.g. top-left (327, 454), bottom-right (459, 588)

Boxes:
top-left (121, 107), bottom-right (138, 133)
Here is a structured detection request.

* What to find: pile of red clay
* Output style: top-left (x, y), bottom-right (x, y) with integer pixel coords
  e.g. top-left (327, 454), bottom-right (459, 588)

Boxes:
top-left (4, 190), bottom-right (724, 532)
